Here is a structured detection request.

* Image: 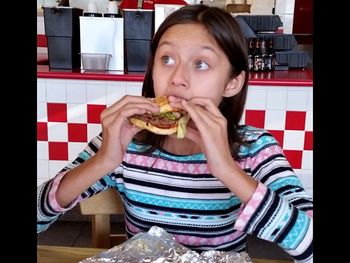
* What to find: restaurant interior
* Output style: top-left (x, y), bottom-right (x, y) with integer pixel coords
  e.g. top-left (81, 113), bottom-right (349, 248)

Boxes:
top-left (37, 0), bottom-right (312, 262)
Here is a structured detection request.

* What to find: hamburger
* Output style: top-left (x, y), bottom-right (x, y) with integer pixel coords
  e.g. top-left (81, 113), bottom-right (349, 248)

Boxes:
top-left (128, 96), bottom-right (190, 138)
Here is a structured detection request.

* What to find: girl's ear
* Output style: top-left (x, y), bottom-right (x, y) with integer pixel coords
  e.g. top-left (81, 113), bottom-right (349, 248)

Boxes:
top-left (223, 71), bottom-right (246, 98)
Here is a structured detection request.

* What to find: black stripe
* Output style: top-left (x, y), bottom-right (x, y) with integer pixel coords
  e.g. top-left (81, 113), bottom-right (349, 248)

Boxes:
top-left (73, 157), bottom-right (85, 164)
top-left (294, 241), bottom-right (313, 260)
top-left (259, 166), bottom-right (294, 184)
top-left (275, 185), bottom-right (301, 195)
top-left (292, 198), bottom-right (314, 207)
top-left (124, 210), bottom-right (236, 234)
top-left (250, 153), bottom-right (286, 175)
top-left (123, 177), bottom-right (231, 194)
top-left (252, 193), bottom-right (280, 235)
top-left (275, 207), bottom-right (299, 243)
top-left (88, 140), bottom-right (99, 153)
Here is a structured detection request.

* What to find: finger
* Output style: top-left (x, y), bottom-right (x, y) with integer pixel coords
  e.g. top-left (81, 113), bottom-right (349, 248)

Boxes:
top-left (102, 105), bottom-right (148, 130)
top-left (101, 95), bottom-right (159, 120)
top-left (186, 97), bottom-right (222, 117)
top-left (181, 100), bottom-right (217, 127)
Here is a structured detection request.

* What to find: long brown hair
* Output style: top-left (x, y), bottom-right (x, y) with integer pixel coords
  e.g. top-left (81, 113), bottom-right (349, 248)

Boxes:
top-left (134, 4), bottom-right (249, 160)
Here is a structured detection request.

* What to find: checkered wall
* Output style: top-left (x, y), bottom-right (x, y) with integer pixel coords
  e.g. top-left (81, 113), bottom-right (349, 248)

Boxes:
top-left (37, 79), bottom-right (313, 197)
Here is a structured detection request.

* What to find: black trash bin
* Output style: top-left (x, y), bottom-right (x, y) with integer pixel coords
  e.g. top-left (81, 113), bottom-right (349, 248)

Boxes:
top-left (44, 7), bottom-right (83, 69)
top-left (123, 9), bottom-right (154, 72)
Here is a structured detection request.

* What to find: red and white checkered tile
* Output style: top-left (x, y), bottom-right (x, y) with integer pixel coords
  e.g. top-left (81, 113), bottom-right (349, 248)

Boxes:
top-left (37, 80), bottom-right (313, 197)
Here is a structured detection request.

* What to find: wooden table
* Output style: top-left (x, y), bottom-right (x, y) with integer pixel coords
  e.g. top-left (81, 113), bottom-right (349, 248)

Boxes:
top-left (37, 245), bottom-right (293, 263)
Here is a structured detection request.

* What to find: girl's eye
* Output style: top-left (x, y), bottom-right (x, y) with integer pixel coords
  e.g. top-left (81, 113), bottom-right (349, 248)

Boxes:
top-left (195, 60), bottom-right (209, 70)
top-left (161, 56), bottom-right (175, 65)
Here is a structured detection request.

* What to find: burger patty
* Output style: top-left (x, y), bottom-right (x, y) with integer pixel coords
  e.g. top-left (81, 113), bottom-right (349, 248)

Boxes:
top-left (131, 113), bottom-right (178, 128)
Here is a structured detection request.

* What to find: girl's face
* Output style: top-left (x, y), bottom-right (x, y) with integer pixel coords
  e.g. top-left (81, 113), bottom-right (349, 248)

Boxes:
top-left (152, 23), bottom-right (242, 106)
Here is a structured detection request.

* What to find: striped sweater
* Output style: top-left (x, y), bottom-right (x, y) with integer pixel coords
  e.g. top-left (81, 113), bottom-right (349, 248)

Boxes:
top-left (37, 125), bottom-right (313, 262)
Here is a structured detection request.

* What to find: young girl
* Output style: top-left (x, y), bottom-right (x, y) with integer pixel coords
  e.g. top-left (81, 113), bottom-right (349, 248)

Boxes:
top-left (37, 4), bottom-right (313, 262)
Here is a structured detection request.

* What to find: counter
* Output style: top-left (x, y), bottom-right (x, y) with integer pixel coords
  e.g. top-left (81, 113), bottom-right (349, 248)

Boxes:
top-left (37, 64), bottom-right (313, 86)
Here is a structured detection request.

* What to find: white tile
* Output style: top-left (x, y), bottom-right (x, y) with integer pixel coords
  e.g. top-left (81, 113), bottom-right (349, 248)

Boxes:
top-left (301, 150), bottom-right (313, 170)
top-left (88, 123), bottom-right (102, 141)
top-left (37, 160), bottom-right (49, 180)
top-left (67, 103), bottom-right (87, 123)
top-left (283, 130), bottom-right (305, 150)
top-left (37, 79), bottom-right (46, 102)
top-left (37, 16), bottom-right (45, 34)
top-left (37, 141), bottom-right (49, 160)
top-left (245, 86), bottom-right (267, 110)
top-left (264, 110), bottom-right (286, 130)
top-left (47, 122), bottom-right (68, 142)
top-left (305, 111), bottom-right (313, 131)
top-left (299, 169), bottom-right (313, 189)
top-left (126, 82), bottom-right (143, 96)
top-left (68, 142), bottom-right (87, 161)
top-left (266, 87), bottom-right (287, 110)
top-left (106, 82), bottom-right (127, 106)
top-left (286, 88), bottom-right (308, 111)
top-left (285, 0), bottom-right (295, 14)
top-left (307, 88), bottom-right (313, 111)
top-left (37, 47), bottom-right (47, 54)
top-left (66, 80), bottom-right (87, 103)
top-left (37, 102), bottom-right (48, 122)
top-left (49, 160), bottom-right (68, 179)
top-left (87, 82), bottom-right (107, 105)
top-left (46, 80), bottom-right (67, 103)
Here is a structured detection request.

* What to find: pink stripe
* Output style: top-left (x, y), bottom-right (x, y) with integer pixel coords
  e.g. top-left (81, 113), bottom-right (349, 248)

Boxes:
top-left (48, 171), bottom-right (80, 212)
top-left (234, 182), bottom-right (267, 231)
top-left (245, 145), bottom-right (284, 171)
top-left (174, 230), bottom-right (245, 246)
top-left (125, 153), bottom-right (210, 174)
top-left (306, 210), bottom-right (313, 218)
top-left (125, 220), bottom-right (142, 234)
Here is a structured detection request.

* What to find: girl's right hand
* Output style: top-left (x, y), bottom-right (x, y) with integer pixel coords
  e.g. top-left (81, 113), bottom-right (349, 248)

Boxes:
top-left (95, 95), bottom-right (159, 172)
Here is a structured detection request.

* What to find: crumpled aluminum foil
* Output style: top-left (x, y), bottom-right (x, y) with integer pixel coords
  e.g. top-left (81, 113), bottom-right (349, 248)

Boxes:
top-left (79, 226), bottom-right (253, 263)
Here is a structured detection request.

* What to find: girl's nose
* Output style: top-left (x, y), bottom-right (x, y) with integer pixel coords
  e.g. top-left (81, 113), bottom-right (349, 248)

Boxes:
top-left (170, 63), bottom-right (189, 88)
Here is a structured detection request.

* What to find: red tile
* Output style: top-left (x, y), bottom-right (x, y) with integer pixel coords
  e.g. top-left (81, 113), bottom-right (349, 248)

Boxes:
top-left (47, 103), bottom-right (67, 122)
top-left (304, 131), bottom-right (313, 150)
top-left (285, 111), bottom-right (306, 130)
top-left (37, 122), bottom-right (48, 141)
top-left (284, 150), bottom-right (303, 169)
top-left (268, 130), bottom-right (284, 148)
top-left (245, 110), bottom-right (266, 129)
top-left (48, 142), bottom-right (68, 160)
top-left (87, 104), bottom-right (106, 124)
top-left (68, 123), bottom-right (88, 142)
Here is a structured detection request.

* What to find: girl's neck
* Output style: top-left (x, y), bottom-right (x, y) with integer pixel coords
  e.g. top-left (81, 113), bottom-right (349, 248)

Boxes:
top-left (163, 137), bottom-right (201, 156)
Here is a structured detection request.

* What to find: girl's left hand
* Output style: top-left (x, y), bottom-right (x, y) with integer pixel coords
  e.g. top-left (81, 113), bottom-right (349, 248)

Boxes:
top-left (173, 97), bottom-right (238, 179)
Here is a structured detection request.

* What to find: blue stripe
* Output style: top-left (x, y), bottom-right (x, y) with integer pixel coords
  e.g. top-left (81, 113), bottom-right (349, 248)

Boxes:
top-left (116, 184), bottom-right (240, 210)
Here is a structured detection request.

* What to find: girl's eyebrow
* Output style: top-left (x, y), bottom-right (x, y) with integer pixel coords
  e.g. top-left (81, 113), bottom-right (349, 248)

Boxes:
top-left (158, 41), bottom-right (218, 55)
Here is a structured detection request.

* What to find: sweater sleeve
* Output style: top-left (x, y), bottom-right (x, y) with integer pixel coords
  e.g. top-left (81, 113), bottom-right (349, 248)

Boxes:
top-left (37, 133), bottom-right (121, 234)
top-left (234, 129), bottom-right (313, 263)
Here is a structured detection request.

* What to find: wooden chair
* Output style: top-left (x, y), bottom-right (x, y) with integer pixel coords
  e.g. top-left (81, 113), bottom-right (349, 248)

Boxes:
top-left (79, 188), bottom-right (127, 248)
